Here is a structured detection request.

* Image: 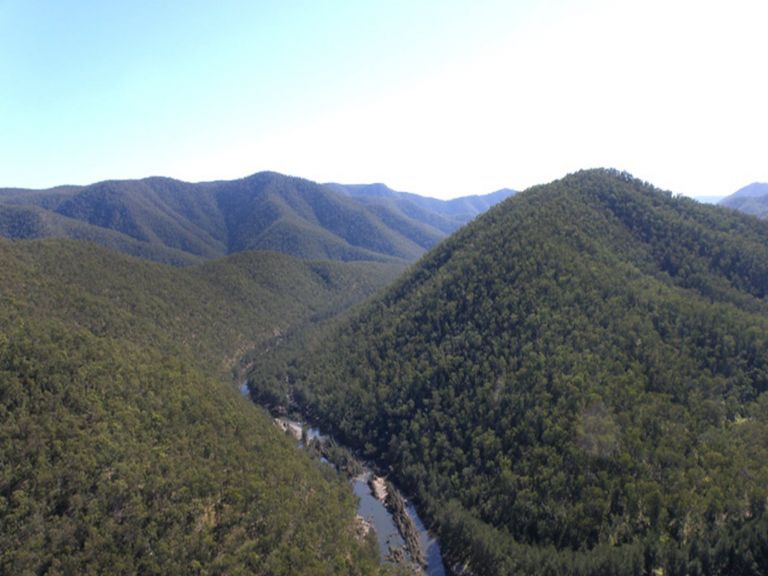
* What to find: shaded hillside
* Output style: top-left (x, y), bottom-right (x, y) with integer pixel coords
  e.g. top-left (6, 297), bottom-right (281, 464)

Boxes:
top-left (0, 203), bottom-right (203, 266)
top-left (258, 169), bottom-right (768, 575)
top-left (720, 182), bottom-right (768, 218)
top-left (212, 173), bottom-right (427, 262)
top-left (0, 172), bottom-right (511, 265)
top-left (0, 239), bottom-right (403, 574)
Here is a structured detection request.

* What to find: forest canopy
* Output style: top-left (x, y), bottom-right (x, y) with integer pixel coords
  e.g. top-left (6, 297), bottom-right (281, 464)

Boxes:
top-left (252, 169), bottom-right (768, 575)
top-left (0, 240), bottom-right (400, 575)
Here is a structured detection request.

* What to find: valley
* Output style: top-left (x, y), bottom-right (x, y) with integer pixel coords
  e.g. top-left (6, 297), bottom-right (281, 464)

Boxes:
top-left (264, 410), bottom-right (447, 575)
top-left (0, 239), bottom-right (401, 575)
top-left (2, 168), bottom-right (767, 575)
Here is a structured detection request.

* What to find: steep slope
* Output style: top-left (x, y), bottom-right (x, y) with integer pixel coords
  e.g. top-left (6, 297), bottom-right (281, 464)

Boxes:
top-left (1, 178), bottom-right (226, 259)
top-left (0, 239), bottom-right (403, 574)
top-left (0, 172), bottom-right (512, 265)
top-left (720, 182), bottom-right (768, 218)
top-left (261, 169), bottom-right (768, 575)
top-left (214, 172), bottom-right (426, 261)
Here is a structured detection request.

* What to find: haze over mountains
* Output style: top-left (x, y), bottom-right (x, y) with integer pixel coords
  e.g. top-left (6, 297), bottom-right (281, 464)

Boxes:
top-left (720, 182), bottom-right (768, 219)
top-left (0, 172), bottom-right (514, 266)
top-left (254, 169), bottom-right (768, 575)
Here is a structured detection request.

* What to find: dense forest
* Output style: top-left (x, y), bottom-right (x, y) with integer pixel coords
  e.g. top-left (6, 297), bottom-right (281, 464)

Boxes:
top-left (5, 168), bottom-right (768, 574)
top-left (0, 172), bottom-right (511, 265)
top-left (252, 169), bottom-right (768, 575)
top-left (0, 239), bottom-right (403, 574)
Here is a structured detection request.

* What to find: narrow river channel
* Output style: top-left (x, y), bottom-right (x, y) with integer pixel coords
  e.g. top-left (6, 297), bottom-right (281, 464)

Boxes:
top-left (301, 421), bottom-right (446, 575)
top-left (241, 382), bottom-right (446, 574)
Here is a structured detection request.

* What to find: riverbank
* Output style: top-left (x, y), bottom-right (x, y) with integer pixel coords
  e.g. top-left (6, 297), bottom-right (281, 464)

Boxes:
top-left (269, 414), bottom-right (445, 575)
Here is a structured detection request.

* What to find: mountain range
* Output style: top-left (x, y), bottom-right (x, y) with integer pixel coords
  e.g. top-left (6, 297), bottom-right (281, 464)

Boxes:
top-left (0, 173), bottom-right (514, 266)
top-left (3, 166), bottom-right (768, 575)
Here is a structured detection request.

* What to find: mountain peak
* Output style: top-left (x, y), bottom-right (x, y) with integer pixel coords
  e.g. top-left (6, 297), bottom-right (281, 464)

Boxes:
top-left (730, 181), bottom-right (768, 199)
top-left (268, 168), bottom-right (768, 573)
top-left (719, 182), bottom-right (768, 219)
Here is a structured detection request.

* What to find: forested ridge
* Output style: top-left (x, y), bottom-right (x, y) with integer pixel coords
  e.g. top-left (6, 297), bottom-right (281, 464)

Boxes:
top-left (0, 172), bottom-right (510, 266)
top-left (3, 239), bottom-right (403, 378)
top-left (0, 239), bottom-right (403, 574)
top-left (254, 169), bottom-right (768, 575)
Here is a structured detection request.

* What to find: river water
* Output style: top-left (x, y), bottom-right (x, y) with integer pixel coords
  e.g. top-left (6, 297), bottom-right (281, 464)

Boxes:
top-left (239, 383), bottom-right (446, 574)
top-left (285, 416), bottom-right (445, 574)
top-left (352, 475), bottom-right (405, 559)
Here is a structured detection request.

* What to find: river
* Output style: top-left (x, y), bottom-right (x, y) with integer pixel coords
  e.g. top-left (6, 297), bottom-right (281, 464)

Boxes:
top-left (269, 410), bottom-right (446, 573)
top-left (238, 382), bottom-right (446, 573)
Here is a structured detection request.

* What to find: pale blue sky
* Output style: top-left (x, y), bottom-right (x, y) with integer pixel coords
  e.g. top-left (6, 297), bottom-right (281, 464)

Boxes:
top-left (1, 0), bottom-right (765, 198)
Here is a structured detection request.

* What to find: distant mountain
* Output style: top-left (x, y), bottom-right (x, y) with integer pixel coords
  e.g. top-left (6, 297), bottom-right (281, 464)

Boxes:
top-left (326, 182), bottom-right (516, 235)
top-left (725, 182), bottom-right (768, 199)
top-left (0, 173), bottom-right (512, 265)
top-left (0, 238), bottom-right (400, 574)
top-left (720, 182), bottom-right (768, 218)
top-left (257, 169), bottom-right (768, 575)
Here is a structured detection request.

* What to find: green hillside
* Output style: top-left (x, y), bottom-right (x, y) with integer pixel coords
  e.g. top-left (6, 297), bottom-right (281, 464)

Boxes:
top-left (0, 172), bottom-right (511, 266)
top-left (7, 239), bottom-right (403, 376)
top-left (259, 169), bottom-right (768, 575)
top-left (0, 203), bottom-right (203, 266)
top-left (0, 239), bottom-right (403, 574)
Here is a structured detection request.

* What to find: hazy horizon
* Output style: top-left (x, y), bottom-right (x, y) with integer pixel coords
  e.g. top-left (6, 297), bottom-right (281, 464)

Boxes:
top-left (2, 0), bottom-right (765, 199)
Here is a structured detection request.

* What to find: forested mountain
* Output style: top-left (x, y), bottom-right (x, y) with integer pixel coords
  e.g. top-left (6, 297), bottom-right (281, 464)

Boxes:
top-left (253, 169), bottom-right (768, 575)
top-left (720, 182), bottom-right (768, 218)
top-left (0, 173), bottom-right (510, 265)
top-left (0, 238), bottom-right (403, 574)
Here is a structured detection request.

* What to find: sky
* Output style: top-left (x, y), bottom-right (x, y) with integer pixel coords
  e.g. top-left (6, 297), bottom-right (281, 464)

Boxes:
top-left (1, 0), bottom-right (765, 199)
